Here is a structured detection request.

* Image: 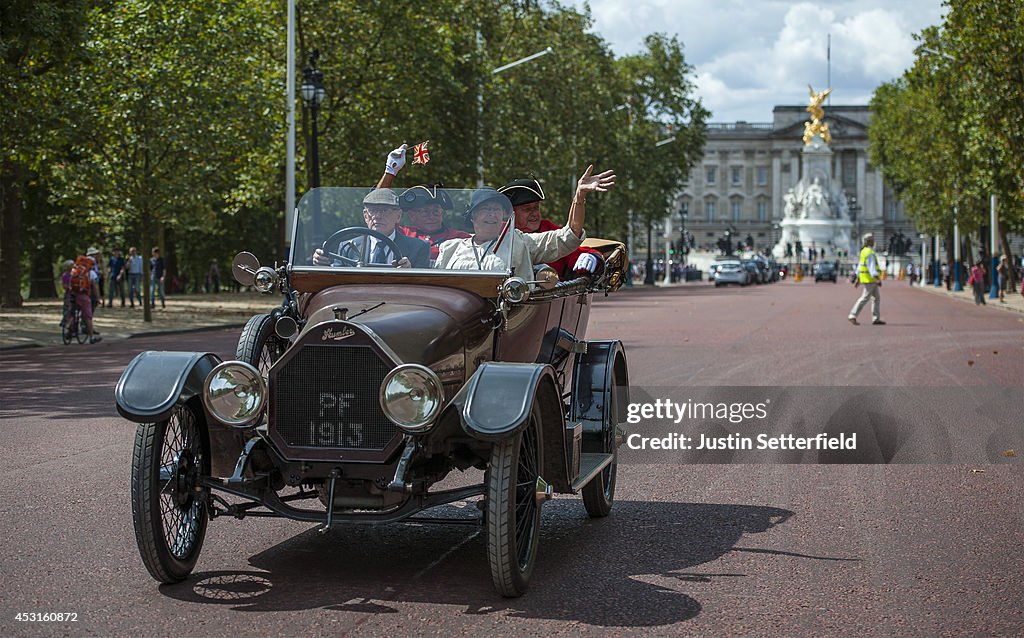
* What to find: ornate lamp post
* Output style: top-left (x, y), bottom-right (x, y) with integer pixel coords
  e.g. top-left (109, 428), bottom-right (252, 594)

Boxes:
top-left (301, 50), bottom-right (326, 189)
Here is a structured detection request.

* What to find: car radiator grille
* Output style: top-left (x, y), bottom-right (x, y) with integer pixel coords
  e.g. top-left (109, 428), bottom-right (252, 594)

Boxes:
top-left (272, 344), bottom-right (396, 450)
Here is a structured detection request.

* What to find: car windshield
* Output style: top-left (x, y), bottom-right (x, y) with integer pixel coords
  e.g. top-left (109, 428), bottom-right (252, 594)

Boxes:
top-left (291, 186), bottom-right (521, 277)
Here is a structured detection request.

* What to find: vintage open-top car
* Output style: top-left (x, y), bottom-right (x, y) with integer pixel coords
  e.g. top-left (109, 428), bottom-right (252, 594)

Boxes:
top-left (116, 186), bottom-right (629, 597)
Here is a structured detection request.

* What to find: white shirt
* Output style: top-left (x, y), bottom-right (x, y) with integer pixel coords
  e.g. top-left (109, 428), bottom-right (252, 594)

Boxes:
top-left (435, 225), bottom-right (584, 278)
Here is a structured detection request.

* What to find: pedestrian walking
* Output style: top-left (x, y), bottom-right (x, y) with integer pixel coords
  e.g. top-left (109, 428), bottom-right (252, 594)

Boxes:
top-left (848, 233), bottom-right (885, 326)
top-left (86, 246), bottom-right (102, 311)
top-left (996, 255), bottom-right (1009, 303)
top-left (107, 248), bottom-right (126, 307)
top-left (968, 260), bottom-right (987, 305)
top-left (150, 247), bottom-right (166, 308)
top-left (126, 246), bottom-right (143, 307)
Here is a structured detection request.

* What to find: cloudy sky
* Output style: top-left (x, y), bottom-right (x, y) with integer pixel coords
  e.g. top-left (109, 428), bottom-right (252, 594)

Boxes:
top-left (567, 0), bottom-right (948, 122)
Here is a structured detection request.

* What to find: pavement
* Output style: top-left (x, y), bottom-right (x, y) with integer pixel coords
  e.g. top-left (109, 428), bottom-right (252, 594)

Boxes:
top-left (0, 292), bottom-right (281, 350)
top-left (2, 280), bottom-right (1022, 350)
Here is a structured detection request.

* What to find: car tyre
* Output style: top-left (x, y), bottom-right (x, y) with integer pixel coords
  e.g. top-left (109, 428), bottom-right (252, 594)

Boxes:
top-left (486, 403), bottom-right (542, 598)
top-left (236, 313), bottom-right (286, 377)
top-left (582, 431), bottom-right (617, 518)
top-left (131, 404), bottom-right (208, 583)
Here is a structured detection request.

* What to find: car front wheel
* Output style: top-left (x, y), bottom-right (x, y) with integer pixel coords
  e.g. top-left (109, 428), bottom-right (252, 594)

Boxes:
top-left (486, 404), bottom-right (543, 598)
top-left (236, 313), bottom-right (286, 377)
top-left (131, 404), bottom-right (209, 583)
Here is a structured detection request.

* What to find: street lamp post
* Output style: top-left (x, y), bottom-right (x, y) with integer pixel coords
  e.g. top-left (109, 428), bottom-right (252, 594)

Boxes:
top-left (301, 50), bottom-right (326, 189)
top-left (934, 235), bottom-right (942, 287)
top-left (953, 206), bottom-right (963, 291)
top-left (920, 233), bottom-right (927, 287)
top-left (644, 221), bottom-right (656, 285)
top-left (989, 194), bottom-right (999, 298)
top-left (478, 46), bottom-right (553, 186)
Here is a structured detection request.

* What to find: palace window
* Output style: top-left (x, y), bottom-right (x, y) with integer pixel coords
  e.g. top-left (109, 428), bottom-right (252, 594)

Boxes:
top-left (705, 199), bottom-right (716, 221)
top-left (757, 200), bottom-right (768, 221)
top-left (731, 200), bottom-right (742, 221)
top-left (756, 166), bottom-right (768, 185)
top-left (705, 167), bottom-right (717, 185)
top-left (731, 166), bottom-right (742, 185)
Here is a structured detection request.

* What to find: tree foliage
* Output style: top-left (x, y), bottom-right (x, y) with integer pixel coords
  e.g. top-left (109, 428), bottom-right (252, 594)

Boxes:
top-left (868, 0), bottom-right (1023, 269)
top-left (6, 0), bottom-right (709, 306)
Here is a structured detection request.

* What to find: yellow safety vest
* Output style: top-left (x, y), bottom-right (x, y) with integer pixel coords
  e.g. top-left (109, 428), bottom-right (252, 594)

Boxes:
top-left (858, 246), bottom-right (878, 283)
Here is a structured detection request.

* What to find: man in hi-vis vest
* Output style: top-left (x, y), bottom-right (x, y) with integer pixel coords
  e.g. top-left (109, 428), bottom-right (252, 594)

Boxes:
top-left (848, 233), bottom-right (886, 325)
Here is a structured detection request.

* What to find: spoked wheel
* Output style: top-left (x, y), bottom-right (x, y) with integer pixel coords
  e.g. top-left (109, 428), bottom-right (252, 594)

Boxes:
top-left (486, 404), bottom-right (543, 598)
top-left (131, 404), bottom-right (209, 583)
top-left (61, 309), bottom-right (75, 345)
top-left (582, 424), bottom-right (617, 518)
top-left (63, 306), bottom-right (85, 345)
top-left (236, 314), bottom-right (286, 377)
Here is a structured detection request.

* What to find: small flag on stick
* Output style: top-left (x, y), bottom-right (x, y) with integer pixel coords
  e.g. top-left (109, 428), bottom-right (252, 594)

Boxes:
top-left (412, 140), bottom-right (430, 165)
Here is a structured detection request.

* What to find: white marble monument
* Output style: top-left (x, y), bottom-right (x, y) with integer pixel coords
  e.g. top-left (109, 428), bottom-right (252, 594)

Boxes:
top-left (773, 87), bottom-right (854, 259)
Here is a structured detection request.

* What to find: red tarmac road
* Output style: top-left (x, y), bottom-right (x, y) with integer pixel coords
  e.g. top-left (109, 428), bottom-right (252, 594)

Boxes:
top-left (0, 280), bottom-right (1021, 636)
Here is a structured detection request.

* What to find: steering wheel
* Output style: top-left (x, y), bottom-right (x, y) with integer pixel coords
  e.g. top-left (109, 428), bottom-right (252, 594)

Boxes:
top-left (320, 227), bottom-right (405, 267)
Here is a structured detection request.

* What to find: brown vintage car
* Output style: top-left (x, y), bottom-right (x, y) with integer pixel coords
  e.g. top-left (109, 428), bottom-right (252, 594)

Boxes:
top-left (116, 187), bottom-right (630, 597)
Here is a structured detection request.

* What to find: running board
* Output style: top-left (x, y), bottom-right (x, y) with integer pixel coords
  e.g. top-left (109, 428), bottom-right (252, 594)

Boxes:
top-left (571, 452), bottom-right (613, 492)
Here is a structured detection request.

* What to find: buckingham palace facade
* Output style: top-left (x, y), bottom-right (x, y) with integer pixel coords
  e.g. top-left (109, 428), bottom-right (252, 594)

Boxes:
top-left (671, 105), bottom-right (915, 255)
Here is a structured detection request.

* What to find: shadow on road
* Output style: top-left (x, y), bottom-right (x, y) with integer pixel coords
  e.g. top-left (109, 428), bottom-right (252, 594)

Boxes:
top-left (153, 500), bottom-right (841, 628)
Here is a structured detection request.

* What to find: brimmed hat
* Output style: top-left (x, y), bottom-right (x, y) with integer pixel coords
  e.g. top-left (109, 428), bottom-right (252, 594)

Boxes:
top-left (498, 178), bottom-right (545, 207)
top-left (86, 246), bottom-right (100, 256)
top-left (862, 233), bottom-right (874, 244)
top-left (400, 184), bottom-right (453, 211)
top-left (362, 188), bottom-right (400, 208)
top-left (464, 188), bottom-right (513, 223)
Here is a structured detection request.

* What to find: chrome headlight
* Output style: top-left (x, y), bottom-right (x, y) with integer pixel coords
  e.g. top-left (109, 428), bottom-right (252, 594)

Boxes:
top-left (379, 364), bottom-right (443, 433)
top-left (202, 361), bottom-right (266, 427)
top-left (253, 266), bottom-right (279, 293)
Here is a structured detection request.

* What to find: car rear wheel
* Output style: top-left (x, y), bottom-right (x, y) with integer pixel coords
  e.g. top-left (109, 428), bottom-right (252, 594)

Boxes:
top-left (582, 426), bottom-right (617, 518)
top-left (236, 313), bottom-right (286, 377)
top-left (486, 404), bottom-right (542, 598)
top-left (131, 404), bottom-right (208, 583)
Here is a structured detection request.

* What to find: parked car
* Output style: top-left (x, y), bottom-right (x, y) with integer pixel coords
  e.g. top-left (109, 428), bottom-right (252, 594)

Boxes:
top-left (116, 186), bottom-right (630, 597)
top-left (714, 261), bottom-right (749, 286)
top-left (741, 260), bottom-right (763, 284)
top-left (814, 261), bottom-right (838, 283)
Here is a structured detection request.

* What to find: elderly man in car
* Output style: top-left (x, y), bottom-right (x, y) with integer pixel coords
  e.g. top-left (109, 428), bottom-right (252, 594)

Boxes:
top-left (312, 188), bottom-right (430, 268)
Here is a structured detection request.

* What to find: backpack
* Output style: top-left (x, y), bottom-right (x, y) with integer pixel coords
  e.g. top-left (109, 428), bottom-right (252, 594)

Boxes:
top-left (69, 256), bottom-right (93, 294)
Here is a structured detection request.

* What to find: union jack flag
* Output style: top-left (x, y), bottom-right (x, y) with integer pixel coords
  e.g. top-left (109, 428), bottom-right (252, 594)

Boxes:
top-left (412, 140), bottom-right (430, 165)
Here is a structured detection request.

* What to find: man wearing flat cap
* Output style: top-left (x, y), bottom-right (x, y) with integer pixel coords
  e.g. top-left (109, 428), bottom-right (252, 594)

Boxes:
top-left (499, 177), bottom-right (604, 278)
top-left (312, 189), bottom-right (430, 268)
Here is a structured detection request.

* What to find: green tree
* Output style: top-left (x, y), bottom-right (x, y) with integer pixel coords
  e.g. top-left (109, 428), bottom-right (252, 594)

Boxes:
top-left (53, 0), bottom-right (284, 320)
top-left (0, 0), bottom-right (94, 306)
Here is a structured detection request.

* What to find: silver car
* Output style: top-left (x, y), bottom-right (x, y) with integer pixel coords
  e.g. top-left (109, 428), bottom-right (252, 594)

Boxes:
top-left (714, 261), bottom-right (749, 287)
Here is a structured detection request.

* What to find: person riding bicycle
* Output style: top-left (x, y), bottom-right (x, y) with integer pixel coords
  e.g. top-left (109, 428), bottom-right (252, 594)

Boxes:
top-left (67, 255), bottom-right (102, 344)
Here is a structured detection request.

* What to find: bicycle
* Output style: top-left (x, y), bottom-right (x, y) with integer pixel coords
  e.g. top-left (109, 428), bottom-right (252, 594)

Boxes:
top-left (61, 302), bottom-right (87, 345)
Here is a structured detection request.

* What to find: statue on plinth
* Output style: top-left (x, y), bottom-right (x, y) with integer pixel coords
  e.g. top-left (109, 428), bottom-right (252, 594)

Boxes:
top-left (803, 85), bottom-right (832, 145)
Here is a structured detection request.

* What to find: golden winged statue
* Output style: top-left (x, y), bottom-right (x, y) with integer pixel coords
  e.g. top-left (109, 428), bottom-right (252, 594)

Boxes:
top-left (803, 84), bottom-right (833, 145)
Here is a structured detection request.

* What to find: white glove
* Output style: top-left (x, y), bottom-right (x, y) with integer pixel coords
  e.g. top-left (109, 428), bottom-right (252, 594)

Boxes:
top-left (385, 144), bottom-right (408, 175)
top-left (573, 253), bottom-right (599, 274)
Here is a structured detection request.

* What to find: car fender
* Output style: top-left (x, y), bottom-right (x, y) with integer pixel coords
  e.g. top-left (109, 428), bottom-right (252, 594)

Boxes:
top-left (571, 340), bottom-right (629, 436)
top-left (450, 362), bottom-right (559, 442)
top-left (115, 351), bottom-right (222, 423)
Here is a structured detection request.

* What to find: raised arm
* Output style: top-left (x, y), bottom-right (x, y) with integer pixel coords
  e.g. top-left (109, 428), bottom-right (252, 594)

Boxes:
top-left (566, 165), bottom-right (616, 238)
top-left (374, 144), bottom-right (408, 189)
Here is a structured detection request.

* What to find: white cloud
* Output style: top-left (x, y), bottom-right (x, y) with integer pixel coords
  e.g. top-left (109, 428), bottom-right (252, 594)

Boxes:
top-left (568, 0), bottom-right (946, 121)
